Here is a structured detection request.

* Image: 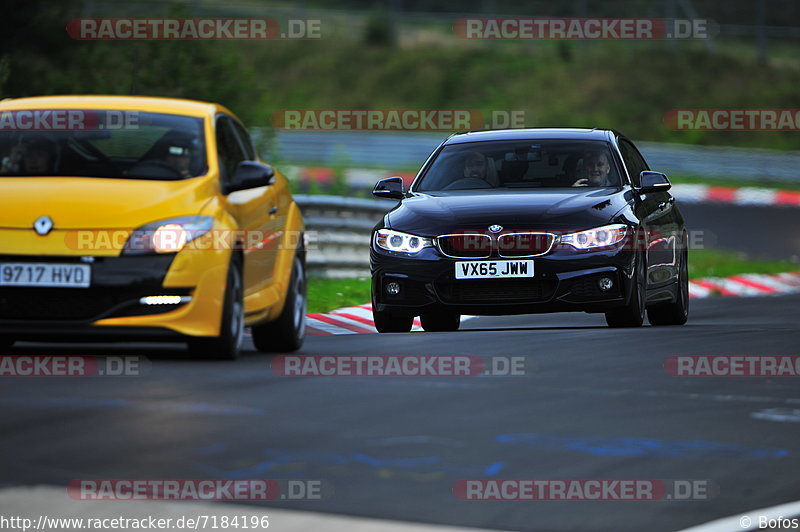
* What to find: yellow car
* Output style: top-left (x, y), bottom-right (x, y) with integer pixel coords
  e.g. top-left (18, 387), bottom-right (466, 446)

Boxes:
top-left (0, 95), bottom-right (306, 359)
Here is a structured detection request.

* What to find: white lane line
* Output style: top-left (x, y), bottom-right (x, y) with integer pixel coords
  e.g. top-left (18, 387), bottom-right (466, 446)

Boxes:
top-left (776, 272), bottom-right (800, 286)
top-left (735, 187), bottom-right (778, 206)
top-left (536, 384), bottom-right (800, 407)
top-left (726, 275), bottom-right (779, 294)
top-left (689, 272), bottom-right (800, 299)
top-left (306, 317), bottom-right (357, 335)
top-left (752, 408), bottom-right (800, 423)
top-left (741, 274), bottom-right (800, 292)
top-left (331, 306), bottom-right (422, 331)
top-left (688, 281), bottom-right (712, 299)
top-left (314, 312), bottom-right (376, 333)
top-left (692, 278), bottom-right (736, 296)
top-left (708, 277), bottom-right (769, 297)
top-left (679, 499), bottom-right (800, 531)
top-left (310, 271), bottom-right (800, 335)
top-left (668, 184), bottom-right (709, 203)
top-left (331, 306), bottom-right (374, 320)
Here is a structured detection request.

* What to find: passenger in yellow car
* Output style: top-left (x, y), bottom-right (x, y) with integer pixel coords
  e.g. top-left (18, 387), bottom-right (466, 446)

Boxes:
top-left (0, 135), bottom-right (58, 175)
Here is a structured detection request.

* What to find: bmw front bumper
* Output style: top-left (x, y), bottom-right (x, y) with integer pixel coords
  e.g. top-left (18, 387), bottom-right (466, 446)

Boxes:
top-left (371, 245), bottom-right (637, 316)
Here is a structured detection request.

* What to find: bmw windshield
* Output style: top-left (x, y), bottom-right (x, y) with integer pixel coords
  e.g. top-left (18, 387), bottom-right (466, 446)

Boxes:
top-left (0, 110), bottom-right (206, 180)
top-left (415, 140), bottom-right (623, 192)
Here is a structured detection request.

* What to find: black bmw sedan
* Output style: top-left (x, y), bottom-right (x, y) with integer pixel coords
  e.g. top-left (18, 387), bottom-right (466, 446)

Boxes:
top-left (370, 128), bottom-right (688, 332)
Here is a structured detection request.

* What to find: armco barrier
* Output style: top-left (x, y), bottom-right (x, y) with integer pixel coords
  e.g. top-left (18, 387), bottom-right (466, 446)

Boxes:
top-left (264, 130), bottom-right (800, 184)
top-left (294, 194), bottom-right (394, 278)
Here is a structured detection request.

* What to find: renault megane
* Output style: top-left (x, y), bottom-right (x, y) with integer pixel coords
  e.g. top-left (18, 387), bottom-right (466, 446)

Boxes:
top-left (0, 96), bottom-right (306, 358)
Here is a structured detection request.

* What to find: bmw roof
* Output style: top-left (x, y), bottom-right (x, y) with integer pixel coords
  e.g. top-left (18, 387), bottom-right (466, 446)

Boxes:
top-left (444, 128), bottom-right (616, 144)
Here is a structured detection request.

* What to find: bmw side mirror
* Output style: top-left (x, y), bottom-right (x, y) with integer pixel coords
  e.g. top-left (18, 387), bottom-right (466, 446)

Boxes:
top-left (636, 171), bottom-right (671, 194)
top-left (373, 176), bottom-right (405, 200)
top-left (224, 161), bottom-right (275, 194)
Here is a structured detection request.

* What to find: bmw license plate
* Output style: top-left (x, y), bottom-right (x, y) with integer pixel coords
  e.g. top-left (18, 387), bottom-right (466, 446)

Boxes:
top-left (455, 260), bottom-right (534, 280)
top-left (0, 263), bottom-right (91, 288)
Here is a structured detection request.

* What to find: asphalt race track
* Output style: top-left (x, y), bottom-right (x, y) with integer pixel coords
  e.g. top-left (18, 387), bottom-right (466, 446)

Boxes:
top-left (2, 292), bottom-right (799, 531)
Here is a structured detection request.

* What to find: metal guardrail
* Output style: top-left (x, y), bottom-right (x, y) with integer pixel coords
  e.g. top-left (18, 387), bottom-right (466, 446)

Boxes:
top-left (637, 141), bottom-right (800, 183)
top-left (264, 131), bottom-right (800, 184)
top-left (294, 178), bottom-right (799, 277)
top-left (294, 194), bottom-right (394, 278)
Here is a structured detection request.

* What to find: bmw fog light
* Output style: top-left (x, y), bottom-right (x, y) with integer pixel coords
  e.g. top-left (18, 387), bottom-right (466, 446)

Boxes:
top-left (598, 277), bottom-right (614, 291)
top-left (385, 282), bottom-right (401, 295)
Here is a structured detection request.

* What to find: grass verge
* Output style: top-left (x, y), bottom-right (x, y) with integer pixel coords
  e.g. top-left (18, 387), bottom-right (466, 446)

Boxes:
top-left (307, 277), bottom-right (372, 314)
top-left (688, 249), bottom-right (799, 279)
top-left (670, 174), bottom-right (800, 191)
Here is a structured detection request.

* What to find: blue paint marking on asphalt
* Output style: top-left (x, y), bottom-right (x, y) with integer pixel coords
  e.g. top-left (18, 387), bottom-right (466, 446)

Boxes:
top-left (485, 461), bottom-right (505, 475)
top-left (349, 452), bottom-right (441, 468)
top-left (197, 443), bottom-right (228, 455)
top-left (0, 397), bottom-right (265, 416)
top-left (194, 447), bottom-right (506, 479)
top-left (496, 433), bottom-right (789, 458)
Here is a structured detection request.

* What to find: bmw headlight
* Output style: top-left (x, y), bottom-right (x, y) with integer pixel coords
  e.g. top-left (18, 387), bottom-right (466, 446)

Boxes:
top-left (561, 224), bottom-right (628, 250)
top-left (375, 229), bottom-right (432, 254)
top-left (123, 215), bottom-right (214, 255)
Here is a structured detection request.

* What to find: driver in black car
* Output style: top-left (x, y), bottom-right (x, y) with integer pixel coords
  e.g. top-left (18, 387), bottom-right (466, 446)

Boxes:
top-left (572, 150), bottom-right (612, 187)
top-left (444, 151), bottom-right (493, 190)
top-left (463, 151), bottom-right (488, 181)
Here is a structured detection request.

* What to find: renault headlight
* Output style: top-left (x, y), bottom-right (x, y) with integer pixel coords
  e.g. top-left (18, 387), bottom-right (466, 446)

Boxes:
top-left (123, 215), bottom-right (214, 254)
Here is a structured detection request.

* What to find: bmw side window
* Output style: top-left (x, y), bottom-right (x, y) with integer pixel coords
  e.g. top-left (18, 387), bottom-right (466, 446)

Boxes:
top-left (231, 120), bottom-right (256, 161)
top-left (627, 140), bottom-right (649, 185)
top-left (618, 139), bottom-right (645, 187)
top-left (215, 117), bottom-right (246, 185)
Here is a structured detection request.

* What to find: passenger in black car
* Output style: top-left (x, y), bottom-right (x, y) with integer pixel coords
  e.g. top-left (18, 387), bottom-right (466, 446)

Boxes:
top-left (572, 150), bottom-right (612, 187)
